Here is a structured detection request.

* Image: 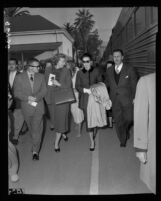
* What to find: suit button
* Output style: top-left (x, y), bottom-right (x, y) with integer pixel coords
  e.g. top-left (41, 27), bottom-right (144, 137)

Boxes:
top-left (116, 93), bottom-right (119, 96)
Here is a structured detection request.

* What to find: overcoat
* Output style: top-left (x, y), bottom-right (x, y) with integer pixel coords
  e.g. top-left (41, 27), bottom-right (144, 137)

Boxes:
top-left (134, 73), bottom-right (156, 194)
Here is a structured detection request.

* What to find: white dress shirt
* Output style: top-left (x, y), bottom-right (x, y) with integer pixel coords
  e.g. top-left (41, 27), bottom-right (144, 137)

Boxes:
top-left (9, 70), bottom-right (17, 88)
top-left (115, 62), bottom-right (123, 74)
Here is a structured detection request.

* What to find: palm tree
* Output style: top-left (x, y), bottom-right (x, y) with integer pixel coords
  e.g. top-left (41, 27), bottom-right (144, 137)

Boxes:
top-left (74, 9), bottom-right (95, 52)
top-left (4, 7), bottom-right (30, 33)
top-left (63, 22), bottom-right (75, 35)
top-left (63, 22), bottom-right (82, 65)
top-left (4, 7), bottom-right (29, 18)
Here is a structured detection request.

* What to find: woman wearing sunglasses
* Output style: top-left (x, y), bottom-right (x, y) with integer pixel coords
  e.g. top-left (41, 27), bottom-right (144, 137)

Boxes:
top-left (75, 53), bottom-right (103, 151)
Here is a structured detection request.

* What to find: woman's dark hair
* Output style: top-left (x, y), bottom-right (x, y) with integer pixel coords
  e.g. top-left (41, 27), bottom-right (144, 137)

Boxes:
top-left (81, 53), bottom-right (92, 61)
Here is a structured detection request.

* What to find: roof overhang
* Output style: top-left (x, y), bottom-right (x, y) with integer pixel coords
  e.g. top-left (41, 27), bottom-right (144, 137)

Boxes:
top-left (9, 42), bottom-right (62, 61)
top-left (10, 29), bottom-right (74, 44)
top-left (9, 42), bottom-right (62, 52)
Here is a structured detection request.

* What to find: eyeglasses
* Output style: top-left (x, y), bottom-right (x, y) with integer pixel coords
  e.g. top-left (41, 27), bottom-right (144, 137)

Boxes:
top-left (29, 65), bottom-right (40, 68)
top-left (82, 60), bottom-right (90, 63)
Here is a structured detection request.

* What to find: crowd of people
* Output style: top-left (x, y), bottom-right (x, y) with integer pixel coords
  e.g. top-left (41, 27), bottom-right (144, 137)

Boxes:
top-left (8, 50), bottom-right (156, 194)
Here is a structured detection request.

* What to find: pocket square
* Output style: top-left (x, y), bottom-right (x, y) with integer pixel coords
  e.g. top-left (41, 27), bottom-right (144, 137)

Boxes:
top-left (125, 75), bottom-right (129, 78)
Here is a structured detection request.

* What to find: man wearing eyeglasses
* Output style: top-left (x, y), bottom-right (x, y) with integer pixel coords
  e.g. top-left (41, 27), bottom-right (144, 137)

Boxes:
top-left (14, 58), bottom-right (47, 160)
top-left (75, 53), bottom-right (103, 151)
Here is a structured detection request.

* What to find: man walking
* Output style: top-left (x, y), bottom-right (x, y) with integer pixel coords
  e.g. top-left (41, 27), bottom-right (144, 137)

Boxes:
top-left (14, 58), bottom-right (47, 160)
top-left (106, 49), bottom-right (138, 147)
top-left (8, 58), bottom-right (26, 145)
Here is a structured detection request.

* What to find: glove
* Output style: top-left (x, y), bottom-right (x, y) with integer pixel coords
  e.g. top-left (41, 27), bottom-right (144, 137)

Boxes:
top-left (136, 152), bottom-right (147, 164)
top-left (83, 88), bottom-right (91, 94)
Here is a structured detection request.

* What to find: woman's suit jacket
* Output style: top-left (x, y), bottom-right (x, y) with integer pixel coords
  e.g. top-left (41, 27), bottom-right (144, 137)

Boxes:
top-left (75, 66), bottom-right (102, 113)
top-left (44, 66), bottom-right (72, 104)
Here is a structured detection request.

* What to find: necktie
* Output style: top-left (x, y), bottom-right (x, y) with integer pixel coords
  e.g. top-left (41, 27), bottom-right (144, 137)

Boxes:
top-left (115, 65), bottom-right (120, 74)
top-left (30, 74), bottom-right (34, 82)
top-left (30, 74), bottom-right (34, 92)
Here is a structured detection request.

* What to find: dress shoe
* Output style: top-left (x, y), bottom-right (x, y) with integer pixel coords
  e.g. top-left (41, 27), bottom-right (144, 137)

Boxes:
top-left (11, 138), bottom-right (18, 145)
top-left (54, 148), bottom-right (60, 152)
top-left (120, 143), bottom-right (126, 147)
top-left (32, 153), bottom-right (39, 160)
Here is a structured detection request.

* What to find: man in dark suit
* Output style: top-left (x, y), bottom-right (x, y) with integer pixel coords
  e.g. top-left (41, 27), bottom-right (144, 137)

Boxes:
top-left (106, 49), bottom-right (138, 147)
top-left (14, 58), bottom-right (47, 160)
top-left (8, 58), bottom-right (27, 145)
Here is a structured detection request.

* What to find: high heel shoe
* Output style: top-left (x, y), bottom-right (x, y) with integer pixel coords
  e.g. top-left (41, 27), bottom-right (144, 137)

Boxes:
top-left (54, 147), bottom-right (60, 152)
top-left (62, 134), bottom-right (68, 142)
top-left (89, 141), bottom-right (95, 151)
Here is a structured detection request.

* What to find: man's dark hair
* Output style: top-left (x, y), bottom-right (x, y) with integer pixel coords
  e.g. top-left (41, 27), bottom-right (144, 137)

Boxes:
top-left (81, 53), bottom-right (92, 61)
top-left (112, 49), bottom-right (124, 56)
top-left (27, 58), bottom-right (39, 65)
top-left (9, 58), bottom-right (18, 64)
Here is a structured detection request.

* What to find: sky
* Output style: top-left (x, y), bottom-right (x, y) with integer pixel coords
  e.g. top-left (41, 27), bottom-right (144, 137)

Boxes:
top-left (22, 7), bottom-right (122, 44)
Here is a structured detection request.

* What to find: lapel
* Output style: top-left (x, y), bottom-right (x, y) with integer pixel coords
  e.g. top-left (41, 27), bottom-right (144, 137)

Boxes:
top-left (109, 66), bottom-right (118, 88)
top-left (118, 64), bottom-right (127, 86)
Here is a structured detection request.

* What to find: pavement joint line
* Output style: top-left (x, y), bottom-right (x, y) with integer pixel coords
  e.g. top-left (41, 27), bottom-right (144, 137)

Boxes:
top-left (89, 131), bottom-right (99, 195)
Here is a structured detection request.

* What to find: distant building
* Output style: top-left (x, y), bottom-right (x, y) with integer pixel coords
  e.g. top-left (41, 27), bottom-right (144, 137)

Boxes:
top-left (9, 14), bottom-right (74, 64)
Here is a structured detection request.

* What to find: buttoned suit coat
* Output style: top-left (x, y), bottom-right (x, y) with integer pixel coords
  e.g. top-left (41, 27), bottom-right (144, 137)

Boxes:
top-left (13, 71), bottom-right (47, 117)
top-left (105, 64), bottom-right (138, 110)
top-left (75, 67), bottom-right (103, 113)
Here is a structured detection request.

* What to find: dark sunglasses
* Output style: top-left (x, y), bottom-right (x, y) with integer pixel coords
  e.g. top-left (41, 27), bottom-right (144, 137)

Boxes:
top-left (82, 60), bottom-right (90, 63)
top-left (29, 65), bottom-right (40, 68)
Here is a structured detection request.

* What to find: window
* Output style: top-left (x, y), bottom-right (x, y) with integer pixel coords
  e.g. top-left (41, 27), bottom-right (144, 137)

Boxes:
top-left (135, 7), bottom-right (146, 35)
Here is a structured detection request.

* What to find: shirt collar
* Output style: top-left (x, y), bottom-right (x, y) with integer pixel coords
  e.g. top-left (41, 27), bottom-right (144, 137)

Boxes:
top-left (115, 63), bottom-right (123, 72)
top-left (27, 71), bottom-right (34, 77)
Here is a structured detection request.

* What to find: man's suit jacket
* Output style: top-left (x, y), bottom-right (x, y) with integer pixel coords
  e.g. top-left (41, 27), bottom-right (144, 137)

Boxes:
top-left (75, 66), bottom-right (103, 111)
top-left (105, 64), bottom-right (138, 107)
top-left (8, 70), bottom-right (21, 110)
top-left (13, 71), bottom-right (47, 116)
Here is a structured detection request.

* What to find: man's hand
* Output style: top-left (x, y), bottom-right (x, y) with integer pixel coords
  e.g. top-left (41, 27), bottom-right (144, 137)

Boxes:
top-left (28, 96), bottom-right (36, 102)
top-left (83, 88), bottom-right (91, 94)
top-left (136, 152), bottom-right (147, 164)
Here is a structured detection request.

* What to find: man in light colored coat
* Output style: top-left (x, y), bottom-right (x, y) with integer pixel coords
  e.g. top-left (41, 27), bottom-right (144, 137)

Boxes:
top-left (134, 73), bottom-right (156, 194)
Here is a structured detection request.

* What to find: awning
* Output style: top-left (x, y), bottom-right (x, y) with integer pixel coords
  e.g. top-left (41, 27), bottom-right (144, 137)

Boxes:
top-left (9, 42), bottom-right (62, 61)
top-left (9, 42), bottom-right (62, 52)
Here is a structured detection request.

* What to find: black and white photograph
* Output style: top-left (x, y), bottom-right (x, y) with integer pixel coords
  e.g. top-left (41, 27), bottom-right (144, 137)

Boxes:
top-left (6, 6), bottom-right (157, 195)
